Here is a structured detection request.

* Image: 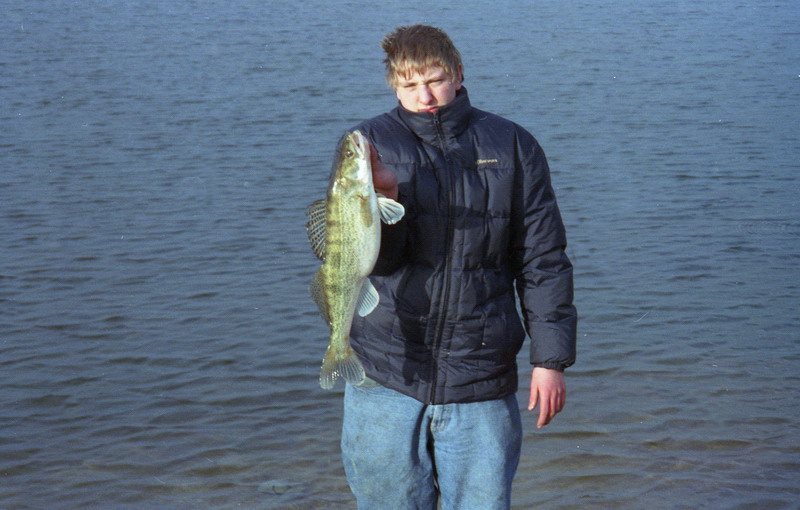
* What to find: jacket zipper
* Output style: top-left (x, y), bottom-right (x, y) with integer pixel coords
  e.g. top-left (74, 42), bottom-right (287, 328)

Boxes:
top-left (428, 114), bottom-right (455, 404)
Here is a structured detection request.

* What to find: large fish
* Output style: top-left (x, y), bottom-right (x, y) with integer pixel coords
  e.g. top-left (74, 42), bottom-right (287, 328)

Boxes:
top-left (306, 130), bottom-right (404, 389)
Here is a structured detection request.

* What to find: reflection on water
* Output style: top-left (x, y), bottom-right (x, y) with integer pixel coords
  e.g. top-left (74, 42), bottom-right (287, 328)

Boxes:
top-left (2, 1), bottom-right (799, 508)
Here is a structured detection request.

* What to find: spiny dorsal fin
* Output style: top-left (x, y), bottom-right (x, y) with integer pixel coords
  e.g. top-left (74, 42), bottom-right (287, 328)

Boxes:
top-left (306, 198), bottom-right (327, 260)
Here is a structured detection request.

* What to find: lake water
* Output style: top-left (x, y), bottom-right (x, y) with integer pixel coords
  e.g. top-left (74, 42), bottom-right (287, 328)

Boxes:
top-left (2, 1), bottom-right (799, 508)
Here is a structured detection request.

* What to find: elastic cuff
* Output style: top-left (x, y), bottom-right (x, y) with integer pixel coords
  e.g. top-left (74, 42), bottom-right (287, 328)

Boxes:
top-left (531, 362), bottom-right (566, 372)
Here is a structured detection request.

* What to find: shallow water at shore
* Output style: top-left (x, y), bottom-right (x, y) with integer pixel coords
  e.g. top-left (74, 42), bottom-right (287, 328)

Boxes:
top-left (2, 1), bottom-right (799, 508)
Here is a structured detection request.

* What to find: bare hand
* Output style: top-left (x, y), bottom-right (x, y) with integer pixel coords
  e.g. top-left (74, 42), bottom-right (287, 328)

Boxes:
top-left (528, 367), bottom-right (566, 428)
top-left (369, 144), bottom-right (398, 201)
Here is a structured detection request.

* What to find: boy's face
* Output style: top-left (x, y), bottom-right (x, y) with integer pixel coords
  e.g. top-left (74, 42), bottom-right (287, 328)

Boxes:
top-left (393, 65), bottom-right (462, 114)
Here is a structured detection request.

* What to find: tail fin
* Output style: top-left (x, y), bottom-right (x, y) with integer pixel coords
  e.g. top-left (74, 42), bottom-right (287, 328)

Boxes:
top-left (319, 346), bottom-right (366, 390)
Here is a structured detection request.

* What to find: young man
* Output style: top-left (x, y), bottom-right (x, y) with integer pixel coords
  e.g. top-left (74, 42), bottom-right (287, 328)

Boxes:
top-left (339, 25), bottom-right (577, 509)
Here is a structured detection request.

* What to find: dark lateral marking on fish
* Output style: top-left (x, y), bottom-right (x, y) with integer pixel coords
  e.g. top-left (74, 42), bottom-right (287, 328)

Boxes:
top-left (360, 194), bottom-right (374, 228)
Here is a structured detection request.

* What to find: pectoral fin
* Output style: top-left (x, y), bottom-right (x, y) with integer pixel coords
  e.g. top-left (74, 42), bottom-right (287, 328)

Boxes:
top-left (376, 195), bottom-right (405, 225)
top-left (356, 278), bottom-right (379, 317)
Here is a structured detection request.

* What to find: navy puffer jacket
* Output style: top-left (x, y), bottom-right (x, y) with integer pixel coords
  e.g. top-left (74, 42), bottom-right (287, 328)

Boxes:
top-left (350, 88), bottom-right (577, 405)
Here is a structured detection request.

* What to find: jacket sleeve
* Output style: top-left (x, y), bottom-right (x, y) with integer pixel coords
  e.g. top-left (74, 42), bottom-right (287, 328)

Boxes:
top-left (510, 132), bottom-right (577, 371)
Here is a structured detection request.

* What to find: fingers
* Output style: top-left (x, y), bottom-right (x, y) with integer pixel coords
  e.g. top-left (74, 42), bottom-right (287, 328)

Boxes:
top-left (529, 367), bottom-right (566, 428)
top-left (528, 382), bottom-right (551, 429)
top-left (536, 390), bottom-right (565, 428)
top-left (527, 390), bottom-right (538, 413)
top-left (528, 387), bottom-right (549, 428)
top-left (369, 142), bottom-right (380, 166)
top-left (537, 400), bottom-right (551, 429)
top-left (368, 143), bottom-right (399, 201)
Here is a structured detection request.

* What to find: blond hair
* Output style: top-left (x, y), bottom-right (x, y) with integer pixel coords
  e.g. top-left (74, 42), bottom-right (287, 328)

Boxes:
top-left (381, 25), bottom-right (463, 88)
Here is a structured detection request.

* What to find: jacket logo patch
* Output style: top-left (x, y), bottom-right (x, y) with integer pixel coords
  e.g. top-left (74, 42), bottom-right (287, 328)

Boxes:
top-left (476, 159), bottom-right (499, 165)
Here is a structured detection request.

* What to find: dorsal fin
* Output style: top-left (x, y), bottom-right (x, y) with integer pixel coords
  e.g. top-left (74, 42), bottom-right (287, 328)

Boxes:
top-left (305, 198), bottom-right (327, 260)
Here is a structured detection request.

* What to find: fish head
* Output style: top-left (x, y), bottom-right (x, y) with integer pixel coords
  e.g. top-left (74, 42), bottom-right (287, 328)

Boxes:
top-left (332, 130), bottom-right (372, 186)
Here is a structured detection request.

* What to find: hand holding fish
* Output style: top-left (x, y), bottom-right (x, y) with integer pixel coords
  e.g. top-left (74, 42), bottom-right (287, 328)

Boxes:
top-left (369, 143), bottom-right (398, 201)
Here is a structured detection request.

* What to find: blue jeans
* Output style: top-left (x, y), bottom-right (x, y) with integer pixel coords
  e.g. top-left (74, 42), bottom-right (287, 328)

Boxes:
top-left (341, 382), bottom-right (522, 510)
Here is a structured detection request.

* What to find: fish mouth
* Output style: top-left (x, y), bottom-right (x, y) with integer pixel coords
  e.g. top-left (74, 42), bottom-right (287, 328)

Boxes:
top-left (349, 130), bottom-right (368, 160)
top-left (345, 130), bottom-right (372, 183)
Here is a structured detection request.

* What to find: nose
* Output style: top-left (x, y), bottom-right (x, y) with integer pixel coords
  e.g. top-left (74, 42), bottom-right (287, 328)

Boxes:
top-left (418, 85), bottom-right (434, 105)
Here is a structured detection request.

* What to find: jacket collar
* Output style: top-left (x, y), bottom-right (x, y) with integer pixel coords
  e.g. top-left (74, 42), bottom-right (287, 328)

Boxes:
top-left (393, 87), bottom-right (472, 144)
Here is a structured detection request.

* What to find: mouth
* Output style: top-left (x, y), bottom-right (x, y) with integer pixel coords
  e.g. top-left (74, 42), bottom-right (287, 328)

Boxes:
top-left (349, 131), bottom-right (368, 158)
top-left (420, 106), bottom-right (439, 114)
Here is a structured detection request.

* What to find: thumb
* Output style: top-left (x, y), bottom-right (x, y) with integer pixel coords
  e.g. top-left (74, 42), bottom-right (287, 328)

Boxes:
top-left (369, 142), bottom-right (380, 166)
top-left (369, 144), bottom-right (398, 201)
top-left (528, 387), bottom-right (539, 412)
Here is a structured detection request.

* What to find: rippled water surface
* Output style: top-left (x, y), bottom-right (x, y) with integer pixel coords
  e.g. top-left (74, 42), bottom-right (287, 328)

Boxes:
top-left (2, 1), bottom-right (799, 508)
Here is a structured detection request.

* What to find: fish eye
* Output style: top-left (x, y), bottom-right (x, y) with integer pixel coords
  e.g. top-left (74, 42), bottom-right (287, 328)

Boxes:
top-left (345, 149), bottom-right (354, 158)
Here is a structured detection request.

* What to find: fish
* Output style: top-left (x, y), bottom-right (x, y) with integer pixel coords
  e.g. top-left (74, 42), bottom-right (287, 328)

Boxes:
top-left (306, 130), bottom-right (405, 389)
